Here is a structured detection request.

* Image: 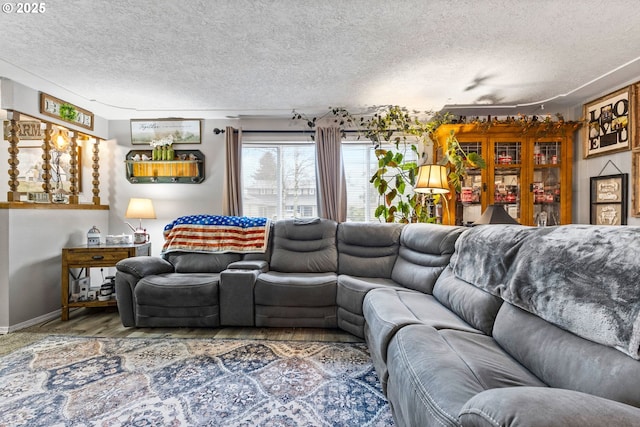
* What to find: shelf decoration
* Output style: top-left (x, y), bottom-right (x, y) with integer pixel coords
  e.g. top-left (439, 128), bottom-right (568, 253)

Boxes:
top-left (125, 149), bottom-right (204, 184)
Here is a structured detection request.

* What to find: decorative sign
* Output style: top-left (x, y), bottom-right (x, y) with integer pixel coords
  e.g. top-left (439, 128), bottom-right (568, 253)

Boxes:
top-left (3, 120), bottom-right (44, 139)
top-left (584, 87), bottom-right (631, 158)
top-left (39, 92), bottom-right (94, 130)
top-left (130, 119), bottom-right (202, 145)
top-left (590, 173), bottom-right (628, 225)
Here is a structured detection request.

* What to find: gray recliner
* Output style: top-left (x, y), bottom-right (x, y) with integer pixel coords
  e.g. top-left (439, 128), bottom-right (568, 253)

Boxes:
top-left (253, 218), bottom-right (339, 328)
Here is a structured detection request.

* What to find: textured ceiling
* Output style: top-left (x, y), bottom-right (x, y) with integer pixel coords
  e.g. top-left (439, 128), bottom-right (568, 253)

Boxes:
top-left (1, 0), bottom-right (640, 119)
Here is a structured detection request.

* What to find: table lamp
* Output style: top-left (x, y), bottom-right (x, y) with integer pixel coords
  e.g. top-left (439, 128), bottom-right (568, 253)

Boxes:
top-left (125, 198), bottom-right (156, 233)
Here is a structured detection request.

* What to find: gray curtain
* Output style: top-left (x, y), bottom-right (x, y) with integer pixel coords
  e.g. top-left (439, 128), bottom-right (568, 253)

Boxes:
top-left (315, 126), bottom-right (347, 222)
top-left (223, 126), bottom-right (243, 216)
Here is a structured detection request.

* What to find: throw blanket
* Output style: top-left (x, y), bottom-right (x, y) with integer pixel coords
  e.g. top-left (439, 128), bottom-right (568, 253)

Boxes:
top-left (453, 224), bottom-right (640, 360)
top-left (162, 215), bottom-right (270, 254)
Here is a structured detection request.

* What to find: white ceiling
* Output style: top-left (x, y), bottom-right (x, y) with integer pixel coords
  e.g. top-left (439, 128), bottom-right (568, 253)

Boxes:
top-left (1, 0), bottom-right (640, 120)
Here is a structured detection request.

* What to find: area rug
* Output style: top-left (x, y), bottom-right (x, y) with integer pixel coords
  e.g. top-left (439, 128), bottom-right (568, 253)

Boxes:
top-left (0, 336), bottom-right (395, 426)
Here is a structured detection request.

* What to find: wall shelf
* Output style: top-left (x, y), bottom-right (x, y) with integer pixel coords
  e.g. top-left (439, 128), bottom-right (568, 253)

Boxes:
top-left (125, 149), bottom-right (205, 183)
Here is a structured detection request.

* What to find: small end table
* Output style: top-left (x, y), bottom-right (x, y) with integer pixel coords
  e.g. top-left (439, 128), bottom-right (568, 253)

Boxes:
top-left (60, 242), bottom-right (151, 320)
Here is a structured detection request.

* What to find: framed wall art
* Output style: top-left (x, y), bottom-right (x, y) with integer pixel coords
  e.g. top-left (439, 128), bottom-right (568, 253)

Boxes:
top-left (633, 151), bottom-right (640, 217)
top-left (590, 173), bottom-right (628, 225)
top-left (584, 86), bottom-right (632, 158)
top-left (16, 145), bottom-right (82, 194)
top-left (130, 119), bottom-right (202, 145)
top-left (633, 82), bottom-right (640, 150)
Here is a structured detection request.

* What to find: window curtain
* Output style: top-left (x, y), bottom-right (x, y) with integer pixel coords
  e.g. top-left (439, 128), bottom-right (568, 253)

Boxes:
top-left (315, 126), bottom-right (347, 222)
top-left (223, 126), bottom-right (243, 216)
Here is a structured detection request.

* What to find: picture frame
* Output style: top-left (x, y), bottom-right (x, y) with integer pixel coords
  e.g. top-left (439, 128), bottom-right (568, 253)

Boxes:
top-left (632, 151), bottom-right (640, 217)
top-left (584, 86), bottom-right (632, 158)
top-left (590, 173), bottom-right (628, 225)
top-left (632, 82), bottom-right (640, 150)
top-left (130, 119), bottom-right (202, 145)
top-left (16, 145), bottom-right (82, 195)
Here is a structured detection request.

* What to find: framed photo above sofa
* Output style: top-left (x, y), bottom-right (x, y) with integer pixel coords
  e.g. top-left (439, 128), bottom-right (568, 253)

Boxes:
top-left (584, 86), bottom-right (632, 158)
top-left (590, 173), bottom-right (628, 225)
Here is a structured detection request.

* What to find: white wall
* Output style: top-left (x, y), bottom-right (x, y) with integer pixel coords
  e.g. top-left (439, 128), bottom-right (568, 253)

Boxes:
top-left (107, 119), bottom-right (231, 256)
top-left (567, 80), bottom-right (640, 226)
top-left (0, 208), bottom-right (109, 332)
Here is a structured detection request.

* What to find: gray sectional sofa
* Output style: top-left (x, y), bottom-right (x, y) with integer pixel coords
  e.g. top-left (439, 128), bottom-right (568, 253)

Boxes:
top-left (115, 218), bottom-right (640, 426)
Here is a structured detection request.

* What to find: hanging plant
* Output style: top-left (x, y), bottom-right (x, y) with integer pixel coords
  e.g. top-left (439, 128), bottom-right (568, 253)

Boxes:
top-left (291, 106), bottom-right (486, 223)
top-left (59, 103), bottom-right (78, 122)
top-left (441, 130), bottom-right (487, 193)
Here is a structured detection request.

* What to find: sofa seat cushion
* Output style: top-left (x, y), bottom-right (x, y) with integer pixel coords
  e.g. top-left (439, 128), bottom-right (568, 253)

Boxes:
top-left (255, 271), bottom-right (337, 307)
top-left (386, 324), bottom-right (546, 427)
top-left (460, 387), bottom-right (640, 427)
top-left (134, 273), bottom-right (220, 327)
top-left (337, 275), bottom-right (401, 315)
top-left (135, 273), bottom-right (219, 307)
top-left (337, 275), bottom-right (403, 339)
top-left (363, 287), bottom-right (482, 391)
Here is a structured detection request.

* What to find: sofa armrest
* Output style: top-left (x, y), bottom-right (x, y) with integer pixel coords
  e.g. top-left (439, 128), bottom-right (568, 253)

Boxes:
top-left (115, 256), bottom-right (175, 278)
top-left (459, 387), bottom-right (640, 427)
top-left (227, 260), bottom-right (269, 272)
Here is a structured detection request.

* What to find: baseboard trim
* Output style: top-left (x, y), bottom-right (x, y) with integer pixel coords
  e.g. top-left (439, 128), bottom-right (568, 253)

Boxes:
top-left (0, 310), bottom-right (61, 334)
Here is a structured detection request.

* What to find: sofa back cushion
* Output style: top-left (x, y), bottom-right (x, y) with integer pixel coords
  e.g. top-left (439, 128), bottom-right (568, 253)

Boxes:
top-left (337, 222), bottom-right (403, 278)
top-left (493, 303), bottom-right (640, 407)
top-left (432, 266), bottom-right (503, 335)
top-left (269, 218), bottom-right (338, 273)
top-left (391, 224), bottom-right (465, 293)
top-left (163, 252), bottom-right (242, 273)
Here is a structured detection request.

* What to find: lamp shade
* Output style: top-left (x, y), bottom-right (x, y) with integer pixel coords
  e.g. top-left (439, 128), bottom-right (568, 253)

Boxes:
top-left (473, 204), bottom-right (520, 225)
top-left (414, 164), bottom-right (450, 194)
top-left (125, 198), bottom-right (156, 219)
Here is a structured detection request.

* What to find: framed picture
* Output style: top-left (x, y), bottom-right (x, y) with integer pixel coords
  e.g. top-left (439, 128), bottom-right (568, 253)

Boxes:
top-left (633, 82), bottom-right (640, 150)
top-left (584, 87), bottom-right (632, 158)
top-left (16, 145), bottom-right (82, 194)
top-left (633, 151), bottom-right (640, 217)
top-left (590, 173), bottom-right (628, 225)
top-left (130, 119), bottom-right (202, 145)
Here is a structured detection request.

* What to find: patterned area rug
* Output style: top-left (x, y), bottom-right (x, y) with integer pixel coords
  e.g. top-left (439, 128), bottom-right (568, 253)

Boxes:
top-left (0, 336), bottom-right (395, 426)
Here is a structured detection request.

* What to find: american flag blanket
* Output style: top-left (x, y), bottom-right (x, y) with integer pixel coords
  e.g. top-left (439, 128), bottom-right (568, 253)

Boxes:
top-left (161, 215), bottom-right (271, 254)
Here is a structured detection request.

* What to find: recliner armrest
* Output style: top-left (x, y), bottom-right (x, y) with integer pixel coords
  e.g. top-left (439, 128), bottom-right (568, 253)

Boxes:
top-left (116, 256), bottom-right (174, 278)
top-left (226, 260), bottom-right (269, 272)
top-left (459, 387), bottom-right (640, 427)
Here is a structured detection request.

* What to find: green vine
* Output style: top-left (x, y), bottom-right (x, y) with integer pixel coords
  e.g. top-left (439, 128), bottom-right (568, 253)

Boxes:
top-left (442, 130), bottom-right (487, 193)
top-left (59, 103), bottom-right (78, 122)
top-left (292, 105), bottom-right (485, 223)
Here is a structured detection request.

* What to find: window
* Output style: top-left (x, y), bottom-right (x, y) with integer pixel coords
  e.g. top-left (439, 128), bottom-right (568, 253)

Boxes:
top-left (242, 139), bottom-right (418, 222)
top-left (242, 143), bottom-right (317, 219)
top-left (342, 142), bottom-right (418, 222)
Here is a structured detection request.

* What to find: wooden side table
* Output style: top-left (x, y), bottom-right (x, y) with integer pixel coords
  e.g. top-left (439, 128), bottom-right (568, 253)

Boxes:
top-left (60, 243), bottom-right (151, 320)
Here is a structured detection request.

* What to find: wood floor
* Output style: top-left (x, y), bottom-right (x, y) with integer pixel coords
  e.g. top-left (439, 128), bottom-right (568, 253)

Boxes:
top-left (12, 307), bottom-right (363, 343)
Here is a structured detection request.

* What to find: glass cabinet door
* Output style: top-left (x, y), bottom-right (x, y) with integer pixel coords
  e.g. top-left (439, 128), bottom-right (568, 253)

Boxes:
top-left (492, 141), bottom-right (522, 223)
top-left (456, 141), bottom-right (485, 226)
top-left (532, 141), bottom-right (561, 226)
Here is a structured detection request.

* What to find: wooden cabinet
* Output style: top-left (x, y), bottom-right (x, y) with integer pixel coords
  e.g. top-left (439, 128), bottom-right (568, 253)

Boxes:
top-left (60, 243), bottom-right (151, 320)
top-left (433, 123), bottom-right (579, 226)
top-left (125, 149), bottom-right (204, 183)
